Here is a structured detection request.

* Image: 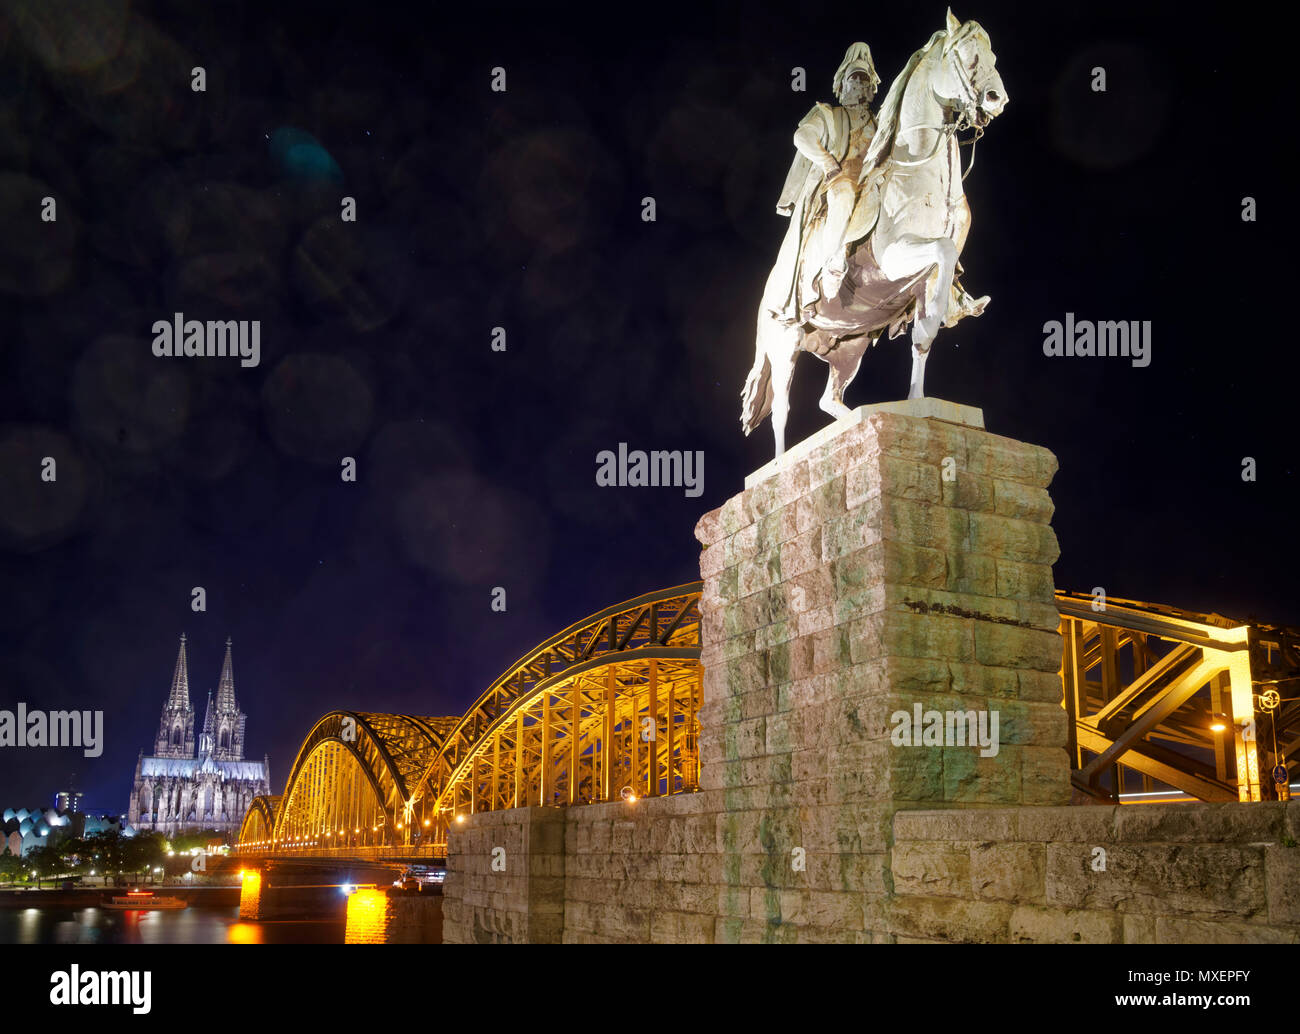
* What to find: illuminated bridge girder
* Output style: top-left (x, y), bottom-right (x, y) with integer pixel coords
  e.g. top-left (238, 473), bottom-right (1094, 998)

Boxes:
top-left (406, 583), bottom-right (704, 850)
top-left (238, 583), bottom-right (1299, 858)
top-left (235, 585), bottom-right (703, 857)
top-left (243, 711), bottom-right (457, 853)
top-left (238, 794), bottom-right (280, 847)
top-left (275, 739), bottom-right (391, 850)
top-left (1057, 593), bottom-right (1297, 803)
top-left (434, 650), bottom-right (702, 839)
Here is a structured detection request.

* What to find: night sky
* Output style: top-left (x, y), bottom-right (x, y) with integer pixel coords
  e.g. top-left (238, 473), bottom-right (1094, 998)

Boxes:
top-left (0, 0), bottom-right (1291, 811)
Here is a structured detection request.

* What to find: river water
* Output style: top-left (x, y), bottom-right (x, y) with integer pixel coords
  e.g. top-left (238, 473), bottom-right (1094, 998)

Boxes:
top-left (0, 905), bottom-right (345, 944)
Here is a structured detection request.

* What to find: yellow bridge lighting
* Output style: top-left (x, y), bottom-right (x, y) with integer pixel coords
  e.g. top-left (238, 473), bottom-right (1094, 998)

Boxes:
top-left (237, 585), bottom-right (1299, 842)
top-left (235, 585), bottom-right (703, 856)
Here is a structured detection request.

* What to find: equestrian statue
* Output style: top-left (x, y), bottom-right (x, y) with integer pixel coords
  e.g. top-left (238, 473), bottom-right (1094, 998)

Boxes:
top-left (741, 10), bottom-right (1007, 458)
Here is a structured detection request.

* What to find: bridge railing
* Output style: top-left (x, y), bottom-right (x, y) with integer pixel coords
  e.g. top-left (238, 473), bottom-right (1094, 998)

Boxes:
top-left (234, 844), bottom-right (447, 860)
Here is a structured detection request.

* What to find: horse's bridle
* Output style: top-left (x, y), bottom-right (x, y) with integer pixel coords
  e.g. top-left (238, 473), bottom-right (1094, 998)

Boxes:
top-left (892, 36), bottom-right (988, 180)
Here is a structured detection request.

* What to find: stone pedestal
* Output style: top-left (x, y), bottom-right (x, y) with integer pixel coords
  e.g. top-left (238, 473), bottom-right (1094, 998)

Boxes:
top-left (693, 401), bottom-right (1069, 941)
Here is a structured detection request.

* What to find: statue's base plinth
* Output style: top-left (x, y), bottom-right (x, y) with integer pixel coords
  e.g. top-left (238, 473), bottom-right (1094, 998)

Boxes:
top-left (744, 398), bottom-right (985, 488)
top-left (696, 402), bottom-right (1065, 941)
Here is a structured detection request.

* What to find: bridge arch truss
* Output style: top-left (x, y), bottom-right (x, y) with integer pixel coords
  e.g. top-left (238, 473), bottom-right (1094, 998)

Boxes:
top-left (241, 711), bottom-right (457, 853)
top-left (236, 584), bottom-right (703, 856)
top-left (408, 583), bottom-right (703, 851)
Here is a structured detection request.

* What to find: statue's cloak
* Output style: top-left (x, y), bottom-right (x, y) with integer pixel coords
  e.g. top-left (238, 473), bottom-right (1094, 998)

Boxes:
top-left (762, 102), bottom-right (861, 326)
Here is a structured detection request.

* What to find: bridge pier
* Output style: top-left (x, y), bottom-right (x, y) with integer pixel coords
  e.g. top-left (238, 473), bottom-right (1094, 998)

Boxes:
top-left (237, 867), bottom-right (265, 919)
top-left (236, 861), bottom-right (375, 924)
top-left (345, 887), bottom-right (443, 944)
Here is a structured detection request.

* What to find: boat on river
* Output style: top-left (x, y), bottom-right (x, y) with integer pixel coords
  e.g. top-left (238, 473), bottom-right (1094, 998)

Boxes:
top-left (102, 888), bottom-right (187, 910)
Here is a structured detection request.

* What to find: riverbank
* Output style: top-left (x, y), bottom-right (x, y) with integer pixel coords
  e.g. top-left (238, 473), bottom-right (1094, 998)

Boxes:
top-left (0, 886), bottom-right (241, 909)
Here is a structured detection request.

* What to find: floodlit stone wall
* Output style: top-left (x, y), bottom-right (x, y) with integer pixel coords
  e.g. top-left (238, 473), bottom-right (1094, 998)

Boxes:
top-left (443, 807), bottom-right (565, 944)
top-left (445, 795), bottom-right (1300, 943)
top-left (888, 802), bottom-right (1300, 942)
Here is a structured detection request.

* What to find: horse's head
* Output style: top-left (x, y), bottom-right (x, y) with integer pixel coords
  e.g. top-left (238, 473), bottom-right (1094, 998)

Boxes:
top-left (935, 8), bottom-right (1006, 130)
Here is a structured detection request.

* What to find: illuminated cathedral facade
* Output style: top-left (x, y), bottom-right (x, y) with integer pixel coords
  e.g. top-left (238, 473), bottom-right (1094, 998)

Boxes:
top-left (127, 636), bottom-right (271, 839)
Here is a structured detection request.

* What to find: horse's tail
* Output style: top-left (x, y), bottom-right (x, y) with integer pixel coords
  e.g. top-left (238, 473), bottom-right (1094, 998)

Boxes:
top-left (740, 335), bottom-right (773, 436)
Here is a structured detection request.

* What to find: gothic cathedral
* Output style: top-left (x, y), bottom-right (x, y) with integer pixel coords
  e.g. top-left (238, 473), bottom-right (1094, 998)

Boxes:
top-left (128, 635), bottom-right (271, 838)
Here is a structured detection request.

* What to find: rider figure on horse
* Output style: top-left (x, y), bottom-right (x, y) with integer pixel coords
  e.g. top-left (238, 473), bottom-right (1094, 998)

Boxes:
top-left (766, 40), bottom-right (988, 336)
top-left (767, 43), bottom-right (881, 324)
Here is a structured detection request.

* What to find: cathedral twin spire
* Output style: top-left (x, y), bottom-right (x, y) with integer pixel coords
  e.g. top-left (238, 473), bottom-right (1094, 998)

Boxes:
top-left (156, 636), bottom-right (245, 761)
top-left (166, 633), bottom-right (191, 710)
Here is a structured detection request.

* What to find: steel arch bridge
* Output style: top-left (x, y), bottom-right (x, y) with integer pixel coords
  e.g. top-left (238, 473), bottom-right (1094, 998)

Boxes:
top-left (237, 583), bottom-right (704, 857)
top-left (237, 581), bottom-right (1300, 860)
top-left (238, 711), bottom-right (460, 853)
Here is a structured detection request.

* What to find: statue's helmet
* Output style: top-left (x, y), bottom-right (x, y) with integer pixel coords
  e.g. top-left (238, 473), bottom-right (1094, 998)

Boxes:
top-left (832, 42), bottom-right (881, 103)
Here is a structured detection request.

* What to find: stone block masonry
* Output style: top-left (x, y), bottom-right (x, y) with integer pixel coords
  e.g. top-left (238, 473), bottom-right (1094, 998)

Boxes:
top-left (697, 403), bottom-right (1068, 814)
top-left (686, 403), bottom-right (1068, 941)
top-left (443, 807), bottom-right (566, 944)
top-left (439, 402), bottom-right (1299, 943)
top-left (889, 802), bottom-right (1300, 942)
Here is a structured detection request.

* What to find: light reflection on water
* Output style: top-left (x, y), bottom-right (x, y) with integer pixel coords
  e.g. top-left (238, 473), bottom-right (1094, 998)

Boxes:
top-left (1, 906), bottom-right (345, 945)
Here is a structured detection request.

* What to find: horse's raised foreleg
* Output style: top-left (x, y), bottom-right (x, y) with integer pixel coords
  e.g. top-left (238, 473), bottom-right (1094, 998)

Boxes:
top-left (818, 335), bottom-right (872, 420)
top-left (878, 236), bottom-right (958, 400)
